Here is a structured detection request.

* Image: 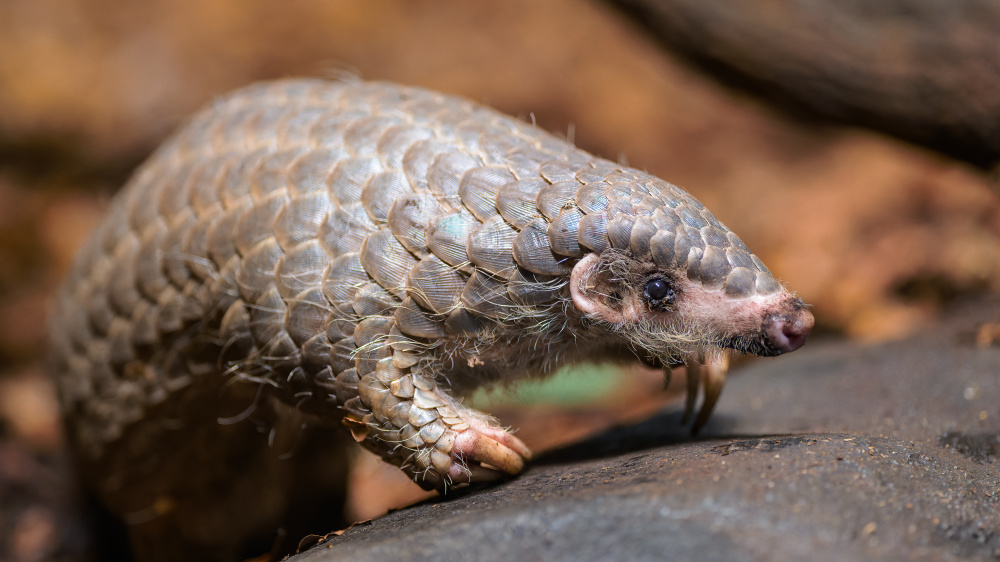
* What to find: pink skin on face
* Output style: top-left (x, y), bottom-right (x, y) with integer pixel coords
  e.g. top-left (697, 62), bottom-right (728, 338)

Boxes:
top-left (570, 254), bottom-right (813, 355)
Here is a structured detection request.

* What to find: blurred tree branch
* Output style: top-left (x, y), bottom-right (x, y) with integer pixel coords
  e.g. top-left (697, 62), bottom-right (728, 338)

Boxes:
top-left (606, 0), bottom-right (1000, 170)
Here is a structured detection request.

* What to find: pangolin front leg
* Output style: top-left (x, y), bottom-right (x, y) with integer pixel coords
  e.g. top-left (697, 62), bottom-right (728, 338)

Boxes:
top-left (339, 319), bottom-right (530, 490)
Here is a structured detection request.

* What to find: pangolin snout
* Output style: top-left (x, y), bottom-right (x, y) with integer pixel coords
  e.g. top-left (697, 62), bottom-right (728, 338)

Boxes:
top-left (763, 305), bottom-right (814, 354)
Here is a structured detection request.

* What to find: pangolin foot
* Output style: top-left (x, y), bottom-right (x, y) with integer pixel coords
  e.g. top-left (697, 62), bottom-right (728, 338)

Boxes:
top-left (447, 423), bottom-right (531, 484)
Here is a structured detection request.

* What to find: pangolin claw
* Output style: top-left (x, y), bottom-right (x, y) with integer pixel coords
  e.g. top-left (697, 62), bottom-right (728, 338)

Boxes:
top-left (681, 351), bottom-right (730, 434)
top-left (693, 352), bottom-right (729, 433)
top-left (451, 425), bottom-right (531, 478)
top-left (682, 362), bottom-right (700, 426)
top-left (661, 365), bottom-right (673, 391)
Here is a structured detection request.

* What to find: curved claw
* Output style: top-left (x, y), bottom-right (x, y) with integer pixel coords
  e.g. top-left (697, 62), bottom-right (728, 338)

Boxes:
top-left (682, 363), bottom-right (699, 425)
top-left (692, 352), bottom-right (729, 433)
top-left (450, 425), bottom-right (531, 480)
top-left (678, 351), bottom-right (730, 434)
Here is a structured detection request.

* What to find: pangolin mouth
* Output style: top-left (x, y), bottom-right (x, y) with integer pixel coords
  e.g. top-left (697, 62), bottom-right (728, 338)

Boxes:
top-left (721, 334), bottom-right (783, 357)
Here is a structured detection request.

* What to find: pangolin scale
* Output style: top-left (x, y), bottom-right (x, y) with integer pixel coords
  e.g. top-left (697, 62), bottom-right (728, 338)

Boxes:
top-left (49, 79), bottom-right (813, 560)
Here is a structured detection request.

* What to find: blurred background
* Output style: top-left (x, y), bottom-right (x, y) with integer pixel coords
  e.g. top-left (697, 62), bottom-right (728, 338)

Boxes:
top-left (1, 0), bottom-right (999, 560)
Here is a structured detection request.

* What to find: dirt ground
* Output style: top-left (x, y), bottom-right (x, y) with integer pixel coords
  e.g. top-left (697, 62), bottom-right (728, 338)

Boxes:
top-left (1, 1), bottom-right (998, 560)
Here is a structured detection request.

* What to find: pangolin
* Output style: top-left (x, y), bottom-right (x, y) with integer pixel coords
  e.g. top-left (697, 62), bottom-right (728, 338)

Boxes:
top-left (49, 78), bottom-right (814, 560)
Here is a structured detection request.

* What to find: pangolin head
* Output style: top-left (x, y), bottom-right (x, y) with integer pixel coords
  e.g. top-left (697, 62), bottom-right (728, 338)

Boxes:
top-left (566, 172), bottom-right (814, 365)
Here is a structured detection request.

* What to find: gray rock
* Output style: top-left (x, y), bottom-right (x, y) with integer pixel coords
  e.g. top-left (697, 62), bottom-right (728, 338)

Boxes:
top-left (296, 299), bottom-right (1000, 561)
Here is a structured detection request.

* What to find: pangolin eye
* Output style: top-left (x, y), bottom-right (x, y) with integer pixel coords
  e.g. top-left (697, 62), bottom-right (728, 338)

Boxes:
top-left (646, 278), bottom-right (669, 299)
top-left (644, 277), bottom-right (675, 307)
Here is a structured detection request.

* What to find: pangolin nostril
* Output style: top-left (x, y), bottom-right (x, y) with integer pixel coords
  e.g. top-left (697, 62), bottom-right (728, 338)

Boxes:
top-left (766, 309), bottom-right (815, 353)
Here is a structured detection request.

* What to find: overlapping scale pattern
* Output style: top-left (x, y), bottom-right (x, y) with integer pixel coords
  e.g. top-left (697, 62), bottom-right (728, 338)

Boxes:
top-left (50, 79), bottom-right (779, 486)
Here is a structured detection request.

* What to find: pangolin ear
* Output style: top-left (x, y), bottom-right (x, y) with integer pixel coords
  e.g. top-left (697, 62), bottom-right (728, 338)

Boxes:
top-left (570, 253), bottom-right (602, 315)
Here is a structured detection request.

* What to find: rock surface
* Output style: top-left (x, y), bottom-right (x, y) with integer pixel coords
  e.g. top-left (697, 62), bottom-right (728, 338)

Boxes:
top-left (296, 298), bottom-right (1000, 561)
